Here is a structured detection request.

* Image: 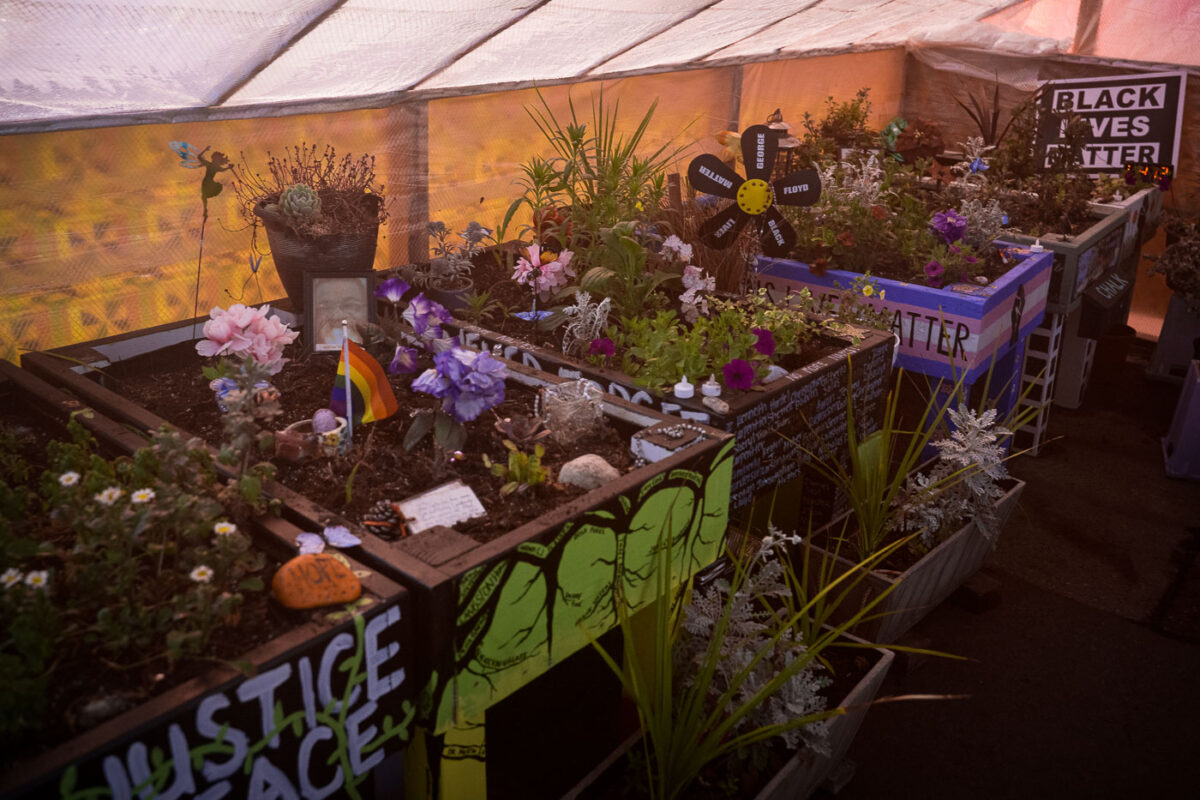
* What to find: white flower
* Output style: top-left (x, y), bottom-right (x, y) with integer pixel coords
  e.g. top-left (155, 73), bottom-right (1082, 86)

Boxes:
top-left (189, 565), bottom-right (214, 584)
top-left (94, 486), bottom-right (123, 506)
top-left (24, 570), bottom-right (49, 590)
top-left (662, 235), bottom-right (693, 262)
top-left (213, 521), bottom-right (238, 537)
top-left (131, 488), bottom-right (156, 504)
top-left (2, 568), bottom-right (22, 589)
top-left (58, 471), bottom-right (80, 487)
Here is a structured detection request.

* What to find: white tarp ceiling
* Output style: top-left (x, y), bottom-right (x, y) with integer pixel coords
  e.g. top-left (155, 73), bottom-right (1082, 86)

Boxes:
top-left (2, 0), bottom-right (1197, 133)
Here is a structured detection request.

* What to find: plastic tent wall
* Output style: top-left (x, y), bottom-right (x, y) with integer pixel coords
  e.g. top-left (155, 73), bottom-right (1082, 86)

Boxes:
top-left (1, 0), bottom-right (1196, 363)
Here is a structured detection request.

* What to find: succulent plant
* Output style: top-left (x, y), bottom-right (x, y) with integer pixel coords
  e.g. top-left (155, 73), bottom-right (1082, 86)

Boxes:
top-left (278, 184), bottom-right (321, 226)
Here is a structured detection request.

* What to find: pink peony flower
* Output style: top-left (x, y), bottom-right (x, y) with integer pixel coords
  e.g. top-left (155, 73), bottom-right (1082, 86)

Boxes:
top-left (195, 304), bottom-right (298, 373)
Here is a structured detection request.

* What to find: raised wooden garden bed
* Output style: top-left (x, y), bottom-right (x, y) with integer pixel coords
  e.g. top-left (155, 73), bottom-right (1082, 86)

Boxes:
top-left (0, 359), bottom-right (416, 800)
top-left (801, 478), bottom-right (1026, 645)
top-left (441, 317), bottom-right (895, 520)
top-left (20, 318), bottom-right (735, 797)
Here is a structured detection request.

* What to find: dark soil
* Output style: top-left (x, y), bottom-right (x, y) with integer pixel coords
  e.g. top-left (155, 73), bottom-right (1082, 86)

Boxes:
top-left (98, 340), bottom-right (636, 543)
top-left (0, 397), bottom-right (309, 766)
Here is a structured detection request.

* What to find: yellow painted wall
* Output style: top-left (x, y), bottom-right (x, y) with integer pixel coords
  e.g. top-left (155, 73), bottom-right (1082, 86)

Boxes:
top-left (740, 48), bottom-right (907, 138)
top-left (1, 53), bottom-right (911, 362)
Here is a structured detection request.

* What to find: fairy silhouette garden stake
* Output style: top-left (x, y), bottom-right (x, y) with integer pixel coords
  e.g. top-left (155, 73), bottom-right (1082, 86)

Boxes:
top-left (169, 141), bottom-right (233, 333)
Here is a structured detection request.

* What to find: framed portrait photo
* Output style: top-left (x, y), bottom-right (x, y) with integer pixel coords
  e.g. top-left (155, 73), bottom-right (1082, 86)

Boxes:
top-left (304, 271), bottom-right (377, 354)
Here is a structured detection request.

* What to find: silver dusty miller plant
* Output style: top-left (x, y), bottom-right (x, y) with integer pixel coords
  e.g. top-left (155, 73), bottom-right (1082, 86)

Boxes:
top-left (957, 196), bottom-right (1009, 251)
top-left (890, 404), bottom-right (1012, 548)
top-left (676, 545), bottom-right (830, 774)
top-left (824, 152), bottom-right (888, 206)
top-left (952, 135), bottom-right (996, 190)
top-left (560, 290), bottom-right (611, 356)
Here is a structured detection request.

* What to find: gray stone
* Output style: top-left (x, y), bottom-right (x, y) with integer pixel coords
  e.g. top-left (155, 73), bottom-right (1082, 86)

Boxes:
top-left (559, 454), bottom-right (621, 490)
top-left (702, 395), bottom-right (730, 415)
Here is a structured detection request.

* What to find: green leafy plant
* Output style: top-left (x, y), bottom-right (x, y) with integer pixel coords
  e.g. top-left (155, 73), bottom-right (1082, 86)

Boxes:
top-left (0, 419), bottom-right (268, 740)
top-left (459, 287), bottom-right (508, 326)
top-left (589, 505), bottom-right (924, 799)
top-left (482, 441), bottom-right (548, 496)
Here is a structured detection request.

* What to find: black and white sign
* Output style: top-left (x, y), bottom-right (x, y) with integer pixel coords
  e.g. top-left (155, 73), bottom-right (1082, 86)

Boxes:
top-left (1036, 71), bottom-right (1187, 173)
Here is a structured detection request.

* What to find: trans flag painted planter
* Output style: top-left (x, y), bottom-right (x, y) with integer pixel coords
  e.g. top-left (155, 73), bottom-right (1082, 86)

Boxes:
top-left (755, 243), bottom-right (1054, 387)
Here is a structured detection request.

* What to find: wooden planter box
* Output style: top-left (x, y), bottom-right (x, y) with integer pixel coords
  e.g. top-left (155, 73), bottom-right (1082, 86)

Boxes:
top-left (1094, 186), bottom-right (1158, 271)
top-left (0, 360), bottom-right (417, 800)
top-left (803, 478), bottom-right (1026, 645)
top-left (1003, 205), bottom-right (1128, 314)
top-left (755, 243), bottom-right (1053, 390)
top-left (562, 632), bottom-right (894, 800)
top-left (440, 318), bottom-right (896, 519)
top-left (20, 319), bottom-right (735, 749)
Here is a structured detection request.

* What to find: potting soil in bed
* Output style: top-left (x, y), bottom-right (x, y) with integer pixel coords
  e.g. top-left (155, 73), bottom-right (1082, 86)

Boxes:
top-left (98, 340), bottom-right (636, 543)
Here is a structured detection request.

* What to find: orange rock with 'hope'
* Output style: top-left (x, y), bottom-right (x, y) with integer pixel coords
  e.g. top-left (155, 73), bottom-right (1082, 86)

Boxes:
top-left (272, 553), bottom-right (362, 610)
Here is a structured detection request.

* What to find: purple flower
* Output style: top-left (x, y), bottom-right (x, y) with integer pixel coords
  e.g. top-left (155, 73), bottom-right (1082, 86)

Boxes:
top-left (722, 358), bottom-right (755, 390)
top-left (924, 259), bottom-right (944, 288)
top-left (389, 345), bottom-right (420, 375)
top-left (374, 277), bottom-right (411, 305)
top-left (969, 157), bottom-right (988, 174)
top-left (930, 210), bottom-right (968, 244)
top-left (405, 292), bottom-right (453, 339)
top-left (412, 346), bottom-right (507, 423)
top-left (751, 328), bottom-right (775, 357)
top-left (588, 337), bottom-right (615, 358)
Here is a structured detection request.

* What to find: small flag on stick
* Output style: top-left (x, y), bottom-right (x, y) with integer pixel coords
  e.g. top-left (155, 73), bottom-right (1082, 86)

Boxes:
top-left (331, 338), bottom-right (399, 426)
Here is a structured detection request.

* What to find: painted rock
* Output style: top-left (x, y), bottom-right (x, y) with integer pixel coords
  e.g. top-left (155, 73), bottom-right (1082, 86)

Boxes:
top-left (272, 553), bottom-right (362, 610)
top-left (559, 453), bottom-right (620, 490)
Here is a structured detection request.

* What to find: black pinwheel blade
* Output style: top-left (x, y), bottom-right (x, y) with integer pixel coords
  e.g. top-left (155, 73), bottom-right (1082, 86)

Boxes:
top-left (687, 153), bottom-right (743, 199)
top-left (758, 206), bottom-right (797, 257)
top-left (698, 203), bottom-right (750, 250)
top-left (741, 124), bottom-right (778, 182)
top-left (773, 167), bottom-right (822, 207)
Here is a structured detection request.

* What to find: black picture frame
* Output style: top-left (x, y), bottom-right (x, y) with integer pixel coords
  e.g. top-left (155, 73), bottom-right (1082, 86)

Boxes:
top-left (304, 271), bottom-right (377, 354)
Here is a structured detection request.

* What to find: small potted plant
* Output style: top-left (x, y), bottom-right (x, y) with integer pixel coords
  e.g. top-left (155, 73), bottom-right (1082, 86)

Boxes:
top-left (232, 144), bottom-right (388, 312)
top-left (397, 220), bottom-right (492, 312)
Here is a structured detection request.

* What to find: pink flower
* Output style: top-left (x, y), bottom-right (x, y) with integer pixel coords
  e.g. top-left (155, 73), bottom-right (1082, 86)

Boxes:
top-left (513, 245), bottom-right (575, 298)
top-left (195, 304), bottom-right (298, 374)
top-left (752, 328), bottom-right (775, 357)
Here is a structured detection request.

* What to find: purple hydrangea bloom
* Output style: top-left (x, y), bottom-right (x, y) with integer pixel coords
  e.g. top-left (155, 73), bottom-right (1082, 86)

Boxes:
top-left (930, 210), bottom-right (968, 244)
top-left (374, 277), bottom-right (411, 305)
top-left (588, 337), bottom-right (615, 357)
top-left (751, 328), bottom-right (775, 357)
top-left (389, 345), bottom-right (420, 375)
top-left (722, 358), bottom-right (755, 390)
top-left (405, 292), bottom-right (453, 339)
top-left (412, 346), bottom-right (507, 423)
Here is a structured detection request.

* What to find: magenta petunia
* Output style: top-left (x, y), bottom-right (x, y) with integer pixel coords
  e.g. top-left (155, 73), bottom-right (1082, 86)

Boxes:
top-left (751, 328), bottom-right (775, 357)
top-left (924, 260), bottom-right (944, 288)
top-left (588, 337), bottom-right (615, 358)
top-left (722, 358), bottom-right (755, 390)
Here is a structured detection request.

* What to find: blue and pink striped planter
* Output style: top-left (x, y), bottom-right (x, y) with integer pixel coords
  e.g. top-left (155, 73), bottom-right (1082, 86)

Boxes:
top-left (755, 242), bottom-right (1054, 385)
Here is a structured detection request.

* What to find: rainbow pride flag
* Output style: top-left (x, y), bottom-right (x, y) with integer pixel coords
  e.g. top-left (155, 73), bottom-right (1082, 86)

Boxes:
top-left (331, 340), bottom-right (399, 425)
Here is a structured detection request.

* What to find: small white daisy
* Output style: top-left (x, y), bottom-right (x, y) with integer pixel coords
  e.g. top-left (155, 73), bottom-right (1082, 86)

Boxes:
top-left (213, 521), bottom-right (238, 537)
top-left (189, 565), bottom-right (214, 584)
top-left (24, 570), bottom-right (49, 590)
top-left (58, 471), bottom-right (80, 487)
top-left (131, 488), bottom-right (156, 504)
top-left (1, 567), bottom-right (22, 589)
top-left (94, 486), bottom-right (123, 506)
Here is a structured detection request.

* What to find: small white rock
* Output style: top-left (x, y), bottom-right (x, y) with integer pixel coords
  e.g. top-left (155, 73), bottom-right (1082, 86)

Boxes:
top-left (702, 395), bottom-right (730, 415)
top-left (559, 454), bottom-right (621, 490)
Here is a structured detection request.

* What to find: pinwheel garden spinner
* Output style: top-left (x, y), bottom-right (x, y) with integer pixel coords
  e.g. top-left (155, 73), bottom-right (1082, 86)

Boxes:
top-left (686, 124), bottom-right (821, 257)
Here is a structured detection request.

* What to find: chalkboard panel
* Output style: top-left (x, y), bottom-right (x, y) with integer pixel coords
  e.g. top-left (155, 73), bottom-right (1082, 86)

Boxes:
top-left (728, 338), bottom-right (892, 519)
top-left (6, 597), bottom-right (416, 800)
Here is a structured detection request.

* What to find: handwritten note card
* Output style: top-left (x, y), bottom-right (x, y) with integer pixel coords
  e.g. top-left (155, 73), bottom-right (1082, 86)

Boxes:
top-left (398, 480), bottom-right (486, 534)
